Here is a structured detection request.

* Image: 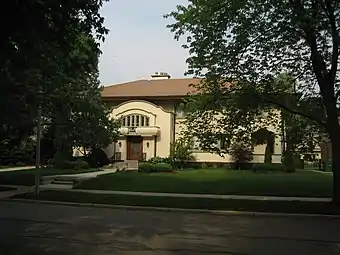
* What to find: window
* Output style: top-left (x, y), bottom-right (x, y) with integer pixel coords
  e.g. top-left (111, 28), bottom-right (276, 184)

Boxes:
top-left (131, 115), bottom-right (135, 126)
top-left (121, 114), bottom-right (150, 127)
top-left (136, 115), bottom-right (139, 126)
top-left (127, 116), bottom-right (131, 126)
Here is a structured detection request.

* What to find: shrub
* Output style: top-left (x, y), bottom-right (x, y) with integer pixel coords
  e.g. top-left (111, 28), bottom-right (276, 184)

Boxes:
top-left (201, 163), bottom-right (209, 169)
top-left (295, 156), bottom-right (304, 169)
top-left (252, 163), bottom-right (285, 172)
top-left (312, 160), bottom-right (322, 170)
top-left (53, 160), bottom-right (70, 169)
top-left (54, 159), bottom-right (90, 170)
top-left (180, 161), bottom-right (201, 169)
top-left (154, 163), bottom-right (173, 172)
top-left (211, 163), bottom-right (221, 169)
top-left (0, 139), bottom-right (36, 165)
top-left (229, 142), bottom-right (253, 170)
top-left (170, 138), bottom-right (196, 169)
top-left (148, 157), bottom-right (172, 165)
top-left (86, 148), bottom-right (109, 167)
top-left (139, 162), bottom-right (173, 173)
top-left (282, 151), bottom-right (303, 172)
top-left (138, 162), bottom-right (155, 173)
top-left (74, 160), bottom-right (90, 169)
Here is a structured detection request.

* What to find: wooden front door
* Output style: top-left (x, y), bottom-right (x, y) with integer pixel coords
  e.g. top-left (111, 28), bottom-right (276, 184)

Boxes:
top-left (127, 136), bottom-right (143, 160)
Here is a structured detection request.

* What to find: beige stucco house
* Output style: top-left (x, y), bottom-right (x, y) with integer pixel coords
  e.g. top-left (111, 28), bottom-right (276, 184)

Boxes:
top-left (101, 72), bottom-right (284, 163)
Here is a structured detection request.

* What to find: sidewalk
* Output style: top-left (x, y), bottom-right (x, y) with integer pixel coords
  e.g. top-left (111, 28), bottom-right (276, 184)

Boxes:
top-left (0, 166), bottom-right (34, 172)
top-left (1, 183), bottom-right (332, 202)
top-left (40, 185), bottom-right (332, 202)
top-left (0, 185), bottom-right (32, 199)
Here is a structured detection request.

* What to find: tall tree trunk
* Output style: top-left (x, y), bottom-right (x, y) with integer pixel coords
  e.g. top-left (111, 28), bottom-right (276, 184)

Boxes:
top-left (331, 140), bottom-right (340, 204)
top-left (319, 75), bottom-right (339, 203)
top-left (83, 146), bottom-right (87, 157)
top-left (264, 145), bottom-right (272, 164)
top-left (327, 118), bottom-right (340, 204)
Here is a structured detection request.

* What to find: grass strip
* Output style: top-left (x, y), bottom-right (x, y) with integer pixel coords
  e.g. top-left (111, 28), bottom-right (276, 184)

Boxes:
top-left (14, 190), bottom-right (340, 215)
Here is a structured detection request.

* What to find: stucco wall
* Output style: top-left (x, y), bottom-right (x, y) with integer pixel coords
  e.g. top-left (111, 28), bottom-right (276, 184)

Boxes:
top-left (103, 143), bottom-right (116, 158)
top-left (143, 136), bottom-right (155, 160)
top-left (105, 100), bottom-right (173, 160)
top-left (102, 140), bottom-right (129, 160)
top-left (175, 110), bottom-right (283, 163)
top-left (152, 100), bottom-right (176, 112)
top-left (103, 98), bottom-right (283, 163)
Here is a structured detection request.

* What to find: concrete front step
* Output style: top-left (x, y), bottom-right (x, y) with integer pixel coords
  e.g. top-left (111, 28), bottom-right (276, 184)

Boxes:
top-left (51, 180), bottom-right (75, 185)
top-left (112, 161), bottom-right (139, 171)
top-left (41, 184), bottom-right (73, 190)
top-left (41, 169), bottom-right (117, 188)
top-left (124, 160), bottom-right (139, 171)
top-left (43, 176), bottom-right (85, 186)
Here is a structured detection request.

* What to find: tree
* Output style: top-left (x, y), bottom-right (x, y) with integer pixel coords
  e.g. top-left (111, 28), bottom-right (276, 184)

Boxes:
top-left (69, 86), bottom-right (120, 156)
top-left (1, 0), bottom-right (108, 121)
top-left (0, 1), bottom-right (118, 163)
top-left (180, 79), bottom-right (275, 162)
top-left (46, 33), bottom-right (119, 159)
top-left (166, 0), bottom-right (340, 202)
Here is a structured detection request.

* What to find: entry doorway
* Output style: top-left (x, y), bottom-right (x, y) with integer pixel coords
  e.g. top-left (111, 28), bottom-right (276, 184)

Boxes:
top-left (127, 136), bottom-right (143, 160)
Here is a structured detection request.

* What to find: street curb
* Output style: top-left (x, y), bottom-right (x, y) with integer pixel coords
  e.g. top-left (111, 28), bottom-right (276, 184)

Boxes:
top-left (3, 198), bottom-right (340, 219)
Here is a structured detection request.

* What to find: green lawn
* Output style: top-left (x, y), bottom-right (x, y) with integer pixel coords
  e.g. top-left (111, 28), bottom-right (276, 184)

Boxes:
top-left (14, 190), bottom-right (340, 215)
top-left (76, 169), bottom-right (333, 198)
top-left (0, 168), bottom-right (102, 186)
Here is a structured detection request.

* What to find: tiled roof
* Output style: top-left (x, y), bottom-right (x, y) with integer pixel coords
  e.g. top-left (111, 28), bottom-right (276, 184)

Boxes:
top-left (101, 78), bottom-right (202, 99)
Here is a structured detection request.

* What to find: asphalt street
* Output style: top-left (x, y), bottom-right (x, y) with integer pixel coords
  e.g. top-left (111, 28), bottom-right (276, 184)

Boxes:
top-left (0, 201), bottom-right (340, 255)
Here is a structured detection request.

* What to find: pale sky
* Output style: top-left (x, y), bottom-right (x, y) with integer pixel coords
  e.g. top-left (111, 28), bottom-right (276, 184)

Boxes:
top-left (98, 0), bottom-right (190, 86)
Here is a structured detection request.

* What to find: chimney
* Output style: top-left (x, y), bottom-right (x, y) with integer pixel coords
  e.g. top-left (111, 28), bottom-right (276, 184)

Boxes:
top-left (150, 72), bottom-right (171, 80)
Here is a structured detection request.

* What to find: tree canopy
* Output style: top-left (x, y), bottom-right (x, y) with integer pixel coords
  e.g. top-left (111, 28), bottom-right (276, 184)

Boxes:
top-left (166, 0), bottom-right (340, 201)
top-left (0, 0), bottom-right (119, 164)
top-left (166, 0), bottom-right (339, 124)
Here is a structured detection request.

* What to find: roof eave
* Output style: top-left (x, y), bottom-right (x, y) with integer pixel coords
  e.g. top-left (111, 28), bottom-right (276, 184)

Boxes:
top-left (101, 95), bottom-right (189, 101)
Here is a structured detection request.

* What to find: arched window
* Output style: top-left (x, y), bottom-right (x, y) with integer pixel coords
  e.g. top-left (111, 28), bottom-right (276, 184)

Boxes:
top-left (121, 114), bottom-right (150, 127)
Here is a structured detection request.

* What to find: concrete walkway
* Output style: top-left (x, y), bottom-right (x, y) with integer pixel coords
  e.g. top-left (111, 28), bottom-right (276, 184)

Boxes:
top-left (38, 185), bottom-right (332, 202)
top-left (45, 169), bottom-right (116, 179)
top-left (0, 166), bottom-right (34, 172)
top-left (0, 169), bottom-right (117, 199)
top-left (41, 169), bottom-right (117, 187)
